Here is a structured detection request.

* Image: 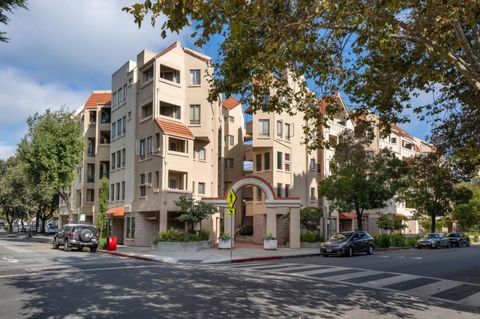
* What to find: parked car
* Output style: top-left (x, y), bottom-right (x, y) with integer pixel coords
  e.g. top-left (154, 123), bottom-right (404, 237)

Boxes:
top-left (321, 231), bottom-right (375, 257)
top-left (416, 233), bottom-right (450, 249)
top-left (45, 224), bottom-right (59, 235)
top-left (446, 232), bottom-right (470, 247)
top-left (53, 224), bottom-right (99, 252)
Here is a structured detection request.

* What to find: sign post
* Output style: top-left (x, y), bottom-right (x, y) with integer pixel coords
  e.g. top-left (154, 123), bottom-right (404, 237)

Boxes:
top-left (226, 190), bottom-right (237, 261)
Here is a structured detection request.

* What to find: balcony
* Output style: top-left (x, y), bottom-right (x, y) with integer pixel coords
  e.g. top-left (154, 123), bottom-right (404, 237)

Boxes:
top-left (324, 122), bottom-right (347, 136)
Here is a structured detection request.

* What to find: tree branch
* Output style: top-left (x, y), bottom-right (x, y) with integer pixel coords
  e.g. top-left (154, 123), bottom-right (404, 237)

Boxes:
top-left (453, 20), bottom-right (480, 71)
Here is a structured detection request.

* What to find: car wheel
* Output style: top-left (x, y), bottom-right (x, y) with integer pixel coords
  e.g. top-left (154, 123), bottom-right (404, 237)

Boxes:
top-left (457, 242), bottom-right (461, 248)
top-left (436, 242), bottom-right (440, 249)
top-left (466, 242), bottom-right (470, 247)
top-left (367, 245), bottom-right (374, 255)
top-left (346, 246), bottom-right (354, 257)
top-left (77, 247), bottom-right (83, 252)
top-left (90, 246), bottom-right (97, 253)
top-left (64, 239), bottom-right (70, 252)
top-left (323, 254), bottom-right (329, 257)
top-left (447, 242), bottom-right (451, 249)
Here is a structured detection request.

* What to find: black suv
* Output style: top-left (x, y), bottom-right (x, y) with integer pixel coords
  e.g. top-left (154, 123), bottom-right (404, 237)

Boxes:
top-left (53, 224), bottom-right (99, 252)
top-left (446, 232), bottom-right (471, 247)
top-left (321, 230), bottom-right (375, 257)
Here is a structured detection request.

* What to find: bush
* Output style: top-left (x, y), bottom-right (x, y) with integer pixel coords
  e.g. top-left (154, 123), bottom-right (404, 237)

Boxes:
top-left (98, 237), bottom-right (107, 250)
top-left (374, 234), bottom-right (419, 248)
top-left (301, 231), bottom-right (324, 243)
top-left (474, 235), bottom-right (479, 243)
top-left (239, 224), bottom-right (253, 236)
top-left (374, 234), bottom-right (391, 248)
top-left (153, 229), bottom-right (210, 244)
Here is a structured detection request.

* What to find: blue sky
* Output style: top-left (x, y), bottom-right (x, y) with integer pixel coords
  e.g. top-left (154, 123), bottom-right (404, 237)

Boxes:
top-left (0, 0), bottom-right (434, 159)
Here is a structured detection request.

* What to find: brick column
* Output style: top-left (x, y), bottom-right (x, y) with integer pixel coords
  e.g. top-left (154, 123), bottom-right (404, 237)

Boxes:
top-left (289, 207), bottom-right (301, 248)
top-left (266, 210), bottom-right (277, 238)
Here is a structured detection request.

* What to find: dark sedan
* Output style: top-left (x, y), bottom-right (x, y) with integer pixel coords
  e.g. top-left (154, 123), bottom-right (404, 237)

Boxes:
top-left (321, 231), bottom-right (375, 257)
top-left (446, 232), bottom-right (471, 247)
top-left (416, 233), bottom-right (450, 249)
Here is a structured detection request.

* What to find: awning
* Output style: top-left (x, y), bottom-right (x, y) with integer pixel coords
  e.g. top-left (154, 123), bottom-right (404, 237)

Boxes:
top-left (107, 207), bottom-right (125, 218)
top-left (339, 212), bottom-right (357, 220)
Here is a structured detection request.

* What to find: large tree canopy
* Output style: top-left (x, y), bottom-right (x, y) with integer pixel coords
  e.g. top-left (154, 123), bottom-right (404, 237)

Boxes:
top-left (126, 0), bottom-right (480, 173)
top-left (0, 0), bottom-right (27, 42)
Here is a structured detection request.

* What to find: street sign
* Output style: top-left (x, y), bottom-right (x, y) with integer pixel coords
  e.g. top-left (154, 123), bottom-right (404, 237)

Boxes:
top-left (227, 207), bottom-right (235, 215)
top-left (226, 189), bottom-right (237, 208)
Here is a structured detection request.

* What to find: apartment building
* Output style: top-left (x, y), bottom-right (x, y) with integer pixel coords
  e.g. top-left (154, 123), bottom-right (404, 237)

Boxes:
top-left (59, 91), bottom-right (112, 226)
top-left (106, 42), bottom-right (223, 246)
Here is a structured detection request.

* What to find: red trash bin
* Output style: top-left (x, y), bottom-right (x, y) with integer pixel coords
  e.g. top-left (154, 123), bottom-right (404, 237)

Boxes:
top-left (107, 236), bottom-right (117, 251)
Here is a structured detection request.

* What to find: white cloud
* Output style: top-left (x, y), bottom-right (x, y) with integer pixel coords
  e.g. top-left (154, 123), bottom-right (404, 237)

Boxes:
top-left (0, 141), bottom-right (16, 160)
top-left (0, 0), bottom-right (196, 86)
top-left (0, 67), bottom-right (89, 126)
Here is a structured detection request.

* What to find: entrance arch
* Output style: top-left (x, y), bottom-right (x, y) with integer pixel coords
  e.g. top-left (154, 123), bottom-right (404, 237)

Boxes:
top-left (202, 175), bottom-right (302, 248)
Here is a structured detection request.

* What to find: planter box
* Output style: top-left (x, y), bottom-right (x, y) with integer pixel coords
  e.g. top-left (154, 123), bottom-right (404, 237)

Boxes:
top-left (218, 239), bottom-right (233, 249)
top-left (300, 242), bottom-right (321, 249)
top-left (264, 239), bottom-right (278, 250)
top-left (153, 240), bottom-right (212, 253)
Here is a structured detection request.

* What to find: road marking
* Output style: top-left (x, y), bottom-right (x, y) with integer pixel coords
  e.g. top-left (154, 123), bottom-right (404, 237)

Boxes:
top-left (379, 255), bottom-right (389, 258)
top-left (410, 257), bottom-right (422, 260)
top-left (2, 256), bottom-right (18, 263)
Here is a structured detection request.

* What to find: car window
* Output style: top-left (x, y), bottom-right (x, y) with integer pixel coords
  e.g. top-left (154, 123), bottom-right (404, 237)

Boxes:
top-left (352, 233), bottom-right (360, 240)
top-left (329, 232), bottom-right (352, 240)
top-left (427, 234), bottom-right (438, 239)
top-left (447, 233), bottom-right (458, 237)
top-left (76, 226), bottom-right (96, 232)
top-left (359, 232), bottom-right (368, 239)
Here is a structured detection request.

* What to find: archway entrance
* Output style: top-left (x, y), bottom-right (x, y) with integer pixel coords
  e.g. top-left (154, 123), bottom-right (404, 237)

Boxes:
top-left (202, 175), bottom-right (302, 248)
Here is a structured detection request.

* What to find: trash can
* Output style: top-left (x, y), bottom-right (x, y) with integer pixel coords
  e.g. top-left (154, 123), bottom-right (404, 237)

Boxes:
top-left (107, 236), bottom-right (117, 251)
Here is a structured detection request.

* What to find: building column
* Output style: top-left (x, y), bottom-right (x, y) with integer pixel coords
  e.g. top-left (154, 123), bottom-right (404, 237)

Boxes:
top-left (289, 207), bottom-right (301, 249)
top-left (224, 209), bottom-right (235, 242)
top-left (266, 210), bottom-right (277, 239)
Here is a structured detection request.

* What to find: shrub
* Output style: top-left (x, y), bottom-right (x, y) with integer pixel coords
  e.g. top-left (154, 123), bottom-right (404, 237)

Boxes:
top-left (474, 235), bottom-right (479, 243)
top-left (98, 238), bottom-right (107, 250)
top-left (374, 234), bottom-right (391, 248)
top-left (239, 224), bottom-right (253, 236)
top-left (197, 230), bottom-right (210, 241)
top-left (264, 233), bottom-right (276, 240)
top-left (218, 232), bottom-right (231, 241)
top-left (301, 231), bottom-right (324, 243)
top-left (153, 229), bottom-right (210, 244)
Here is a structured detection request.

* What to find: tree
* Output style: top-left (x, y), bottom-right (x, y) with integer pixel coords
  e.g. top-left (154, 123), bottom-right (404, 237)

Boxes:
top-left (376, 214), bottom-right (407, 233)
top-left (1, 0), bottom-right (27, 42)
top-left (125, 1), bottom-right (480, 173)
top-left (17, 108), bottom-right (84, 220)
top-left (96, 176), bottom-right (109, 239)
top-left (300, 207), bottom-right (323, 232)
top-left (400, 152), bottom-right (457, 233)
top-left (453, 183), bottom-right (480, 231)
top-left (319, 129), bottom-right (405, 231)
top-left (175, 196), bottom-right (216, 231)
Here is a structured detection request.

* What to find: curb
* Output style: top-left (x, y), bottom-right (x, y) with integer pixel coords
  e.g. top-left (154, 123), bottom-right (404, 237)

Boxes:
top-left (100, 250), bottom-right (163, 263)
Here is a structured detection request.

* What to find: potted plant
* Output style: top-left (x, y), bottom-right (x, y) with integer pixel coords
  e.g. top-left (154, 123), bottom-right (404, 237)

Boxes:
top-left (218, 232), bottom-right (232, 249)
top-left (264, 233), bottom-right (277, 250)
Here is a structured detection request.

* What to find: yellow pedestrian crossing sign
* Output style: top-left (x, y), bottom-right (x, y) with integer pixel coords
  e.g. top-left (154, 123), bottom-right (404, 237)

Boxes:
top-left (226, 189), bottom-right (237, 208)
top-left (227, 207), bottom-right (235, 215)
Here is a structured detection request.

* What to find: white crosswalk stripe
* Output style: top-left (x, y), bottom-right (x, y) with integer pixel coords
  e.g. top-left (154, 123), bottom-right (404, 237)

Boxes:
top-left (215, 261), bottom-right (480, 308)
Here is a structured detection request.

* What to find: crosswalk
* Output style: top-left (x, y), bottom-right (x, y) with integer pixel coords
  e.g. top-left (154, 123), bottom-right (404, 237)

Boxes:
top-left (217, 261), bottom-right (480, 308)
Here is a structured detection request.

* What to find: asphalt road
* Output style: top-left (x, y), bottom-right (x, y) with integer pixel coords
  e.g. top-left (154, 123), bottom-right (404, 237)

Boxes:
top-left (0, 235), bottom-right (479, 318)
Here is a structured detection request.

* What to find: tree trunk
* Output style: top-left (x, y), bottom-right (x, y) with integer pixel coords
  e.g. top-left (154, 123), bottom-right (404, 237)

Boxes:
top-left (431, 214), bottom-right (436, 233)
top-left (356, 210), bottom-right (363, 231)
top-left (40, 217), bottom-right (47, 234)
top-left (35, 211), bottom-right (40, 233)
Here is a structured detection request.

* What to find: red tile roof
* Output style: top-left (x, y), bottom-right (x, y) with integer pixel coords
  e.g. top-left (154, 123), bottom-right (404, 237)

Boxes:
top-left (155, 118), bottom-right (194, 140)
top-left (391, 124), bottom-right (414, 140)
top-left (84, 91), bottom-right (111, 109)
top-left (222, 97), bottom-right (241, 110)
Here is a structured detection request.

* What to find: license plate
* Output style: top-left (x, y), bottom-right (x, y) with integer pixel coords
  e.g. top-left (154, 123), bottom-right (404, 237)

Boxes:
top-left (326, 249), bottom-right (332, 252)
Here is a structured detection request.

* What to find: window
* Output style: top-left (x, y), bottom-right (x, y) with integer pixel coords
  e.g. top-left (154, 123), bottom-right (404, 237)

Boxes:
top-left (87, 138), bottom-right (95, 157)
top-left (126, 217), bottom-right (135, 239)
top-left (264, 152), bottom-right (270, 170)
top-left (198, 147), bottom-right (206, 160)
top-left (87, 164), bottom-right (95, 183)
top-left (143, 68), bottom-right (153, 82)
top-left (310, 158), bottom-right (316, 171)
top-left (86, 189), bottom-right (94, 202)
top-left (256, 154), bottom-right (262, 171)
top-left (189, 104), bottom-right (201, 124)
top-left (228, 116), bottom-right (234, 123)
top-left (277, 120), bottom-right (283, 138)
top-left (126, 217), bottom-right (130, 238)
top-left (89, 111), bottom-right (96, 123)
top-left (310, 187), bottom-right (316, 200)
top-left (148, 172), bottom-right (152, 184)
top-left (111, 153), bottom-right (116, 170)
top-left (121, 181), bottom-right (125, 200)
top-left (391, 137), bottom-right (397, 144)
top-left (168, 137), bottom-right (187, 153)
top-left (112, 122), bottom-right (116, 139)
top-left (259, 119), bottom-right (270, 136)
top-left (198, 182), bottom-right (205, 194)
top-left (277, 152), bottom-right (283, 170)
top-left (277, 183), bottom-right (282, 197)
top-left (168, 171), bottom-right (186, 190)
top-left (169, 178), bottom-right (177, 189)
top-left (123, 84), bottom-right (127, 100)
top-left (285, 163), bottom-right (291, 171)
top-left (147, 136), bottom-right (153, 157)
top-left (285, 184), bottom-right (290, 198)
top-left (139, 139), bottom-right (146, 159)
top-left (155, 171), bottom-right (160, 188)
top-left (122, 148), bottom-right (126, 167)
top-left (155, 133), bottom-right (161, 152)
top-left (122, 116), bottom-right (126, 134)
top-left (228, 135), bottom-right (234, 146)
top-left (141, 103), bottom-right (153, 119)
top-left (190, 69), bottom-right (201, 85)
top-left (225, 158), bottom-right (234, 169)
top-left (116, 183), bottom-right (120, 201)
top-left (139, 173), bottom-right (146, 197)
top-left (160, 66), bottom-right (180, 83)
top-left (110, 184), bottom-right (114, 202)
top-left (285, 123), bottom-right (291, 141)
top-left (285, 153), bottom-right (290, 161)
top-left (116, 119), bottom-right (121, 136)
top-left (112, 92), bottom-right (117, 107)
top-left (117, 150), bottom-right (121, 168)
top-left (118, 87), bottom-right (123, 103)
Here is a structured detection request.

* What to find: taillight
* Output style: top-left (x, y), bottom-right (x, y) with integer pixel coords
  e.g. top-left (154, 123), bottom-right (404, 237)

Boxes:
top-left (69, 231), bottom-right (75, 236)
top-left (96, 233), bottom-right (99, 237)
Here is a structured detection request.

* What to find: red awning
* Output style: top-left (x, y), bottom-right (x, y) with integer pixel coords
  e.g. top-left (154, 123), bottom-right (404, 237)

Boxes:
top-left (339, 213), bottom-right (357, 220)
top-left (107, 207), bottom-right (125, 218)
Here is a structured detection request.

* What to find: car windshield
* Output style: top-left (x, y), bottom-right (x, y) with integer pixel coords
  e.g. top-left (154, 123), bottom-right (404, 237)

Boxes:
top-left (426, 234), bottom-right (439, 239)
top-left (75, 226), bottom-right (96, 232)
top-left (329, 232), bottom-right (352, 241)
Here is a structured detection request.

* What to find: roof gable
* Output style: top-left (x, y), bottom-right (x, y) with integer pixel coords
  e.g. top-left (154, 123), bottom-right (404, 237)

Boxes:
top-left (154, 118), bottom-right (194, 140)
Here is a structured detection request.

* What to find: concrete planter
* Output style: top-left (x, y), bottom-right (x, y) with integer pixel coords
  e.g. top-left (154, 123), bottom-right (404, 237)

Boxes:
top-left (153, 240), bottom-right (212, 252)
top-left (218, 239), bottom-right (232, 249)
top-left (264, 239), bottom-right (278, 250)
top-left (300, 242), bottom-right (321, 249)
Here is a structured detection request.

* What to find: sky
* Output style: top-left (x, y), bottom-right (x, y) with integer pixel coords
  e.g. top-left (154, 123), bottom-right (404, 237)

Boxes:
top-left (0, 0), bottom-right (434, 160)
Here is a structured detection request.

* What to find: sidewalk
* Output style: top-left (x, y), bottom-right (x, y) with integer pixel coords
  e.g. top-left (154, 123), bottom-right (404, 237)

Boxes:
top-left (0, 230), bottom-right (52, 243)
top-left (101, 244), bottom-right (321, 264)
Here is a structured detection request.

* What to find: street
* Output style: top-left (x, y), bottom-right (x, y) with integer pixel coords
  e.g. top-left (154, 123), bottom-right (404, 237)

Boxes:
top-left (0, 237), bottom-right (479, 318)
